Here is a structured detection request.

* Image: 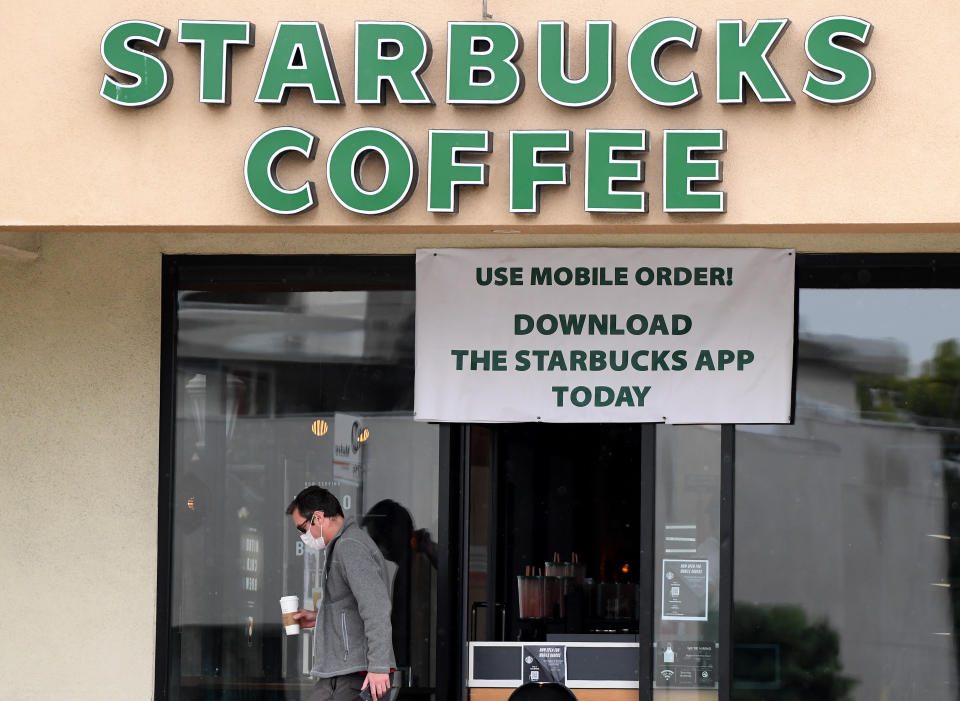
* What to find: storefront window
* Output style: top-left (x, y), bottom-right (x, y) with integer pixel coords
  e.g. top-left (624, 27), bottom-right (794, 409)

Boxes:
top-left (734, 288), bottom-right (960, 700)
top-left (161, 256), bottom-right (960, 701)
top-left (654, 426), bottom-right (722, 697)
top-left (466, 424), bottom-right (646, 644)
top-left (167, 281), bottom-right (439, 700)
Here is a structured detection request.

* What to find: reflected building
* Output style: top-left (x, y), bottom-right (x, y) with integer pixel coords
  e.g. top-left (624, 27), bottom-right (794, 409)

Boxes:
top-left (735, 331), bottom-right (958, 700)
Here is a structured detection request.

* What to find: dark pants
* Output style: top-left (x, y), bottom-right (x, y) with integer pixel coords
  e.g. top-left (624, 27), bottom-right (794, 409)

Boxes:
top-left (308, 673), bottom-right (364, 701)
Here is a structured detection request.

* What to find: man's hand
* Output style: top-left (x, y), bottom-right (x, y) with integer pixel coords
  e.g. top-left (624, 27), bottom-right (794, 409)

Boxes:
top-left (292, 609), bottom-right (317, 629)
top-left (362, 671), bottom-right (391, 700)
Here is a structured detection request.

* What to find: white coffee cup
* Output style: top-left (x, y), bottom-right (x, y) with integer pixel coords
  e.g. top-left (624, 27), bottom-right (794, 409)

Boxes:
top-left (279, 595), bottom-right (300, 635)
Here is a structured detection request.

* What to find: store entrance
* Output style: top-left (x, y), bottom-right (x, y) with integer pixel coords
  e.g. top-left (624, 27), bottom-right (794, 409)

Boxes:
top-left (461, 423), bottom-right (724, 700)
top-left (467, 423), bottom-right (646, 645)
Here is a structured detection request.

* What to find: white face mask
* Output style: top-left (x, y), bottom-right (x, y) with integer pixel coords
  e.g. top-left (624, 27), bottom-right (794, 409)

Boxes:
top-left (299, 514), bottom-right (326, 551)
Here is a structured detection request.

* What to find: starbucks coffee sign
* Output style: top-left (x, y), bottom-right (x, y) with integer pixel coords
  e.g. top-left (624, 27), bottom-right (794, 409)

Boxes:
top-left (100, 17), bottom-right (873, 216)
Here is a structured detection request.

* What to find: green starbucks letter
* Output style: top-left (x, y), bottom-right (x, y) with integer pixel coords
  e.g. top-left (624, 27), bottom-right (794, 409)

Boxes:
top-left (178, 21), bottom-right (252, 104)
top-left (510, 131), bottom-right (572, 213)
top-left (427, 131), bottom-right (492, 213)
top-left (663, 130), bottom-right (726, 213)
top-left (716, 19), bottom-right (792, 103)
top-left (803, 16), bottom-right (874, 104)
top-left (585, 130), bottom-right (647, 212)
top-left (327, 128), bottom-right (417, 214)
top-left (355, 22), bottom-right (433, 104)
top-left (100, 21), bottom-right (171, 107)
top-left (447, 22), bottom-right (523, 104)
top-left (244, 127), bottom-right (318, 215)
top-left (255, 22), bottom-right (342, 104)
top-left (538, 21), bottom-right (614, 108)
top-left (628, 18), bottom-right (700, 107)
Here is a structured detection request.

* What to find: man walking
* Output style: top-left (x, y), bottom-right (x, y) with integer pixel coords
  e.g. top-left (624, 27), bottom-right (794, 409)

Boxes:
top-left (287, 486), bottom-right (396, 701)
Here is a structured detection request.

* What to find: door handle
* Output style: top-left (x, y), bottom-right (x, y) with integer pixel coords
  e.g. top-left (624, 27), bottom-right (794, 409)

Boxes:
top-left (471, 602), bottom-right (507, 641)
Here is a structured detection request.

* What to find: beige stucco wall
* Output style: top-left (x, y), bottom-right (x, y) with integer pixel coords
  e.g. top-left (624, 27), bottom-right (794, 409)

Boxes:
top-left (0, 236), bottom-right (160, 701)
top-left (3, 0), bottom-right (960, 233)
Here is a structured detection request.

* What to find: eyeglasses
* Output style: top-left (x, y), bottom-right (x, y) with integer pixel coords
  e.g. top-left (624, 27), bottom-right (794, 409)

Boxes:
top-left (296, 513), bottom-right (314, 534)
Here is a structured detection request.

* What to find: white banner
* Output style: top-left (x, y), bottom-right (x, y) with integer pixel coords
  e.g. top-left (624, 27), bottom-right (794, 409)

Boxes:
top-left (415, 248), bottom-right (795, 424)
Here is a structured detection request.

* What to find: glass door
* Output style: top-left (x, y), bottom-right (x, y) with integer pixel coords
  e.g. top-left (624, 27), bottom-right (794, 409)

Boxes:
top-left (465, 423), bottom-right (648, 698)
top-left (473, 423), bottom-right (646, 642)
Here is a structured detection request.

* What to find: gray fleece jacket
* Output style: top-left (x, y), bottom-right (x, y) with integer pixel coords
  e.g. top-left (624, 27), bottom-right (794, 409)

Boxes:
top-left (311, 517), bottom-right (396, 678)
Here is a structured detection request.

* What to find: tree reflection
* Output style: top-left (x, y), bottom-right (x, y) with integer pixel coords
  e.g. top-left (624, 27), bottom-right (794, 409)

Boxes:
top-left (856, 339), bottom-right (960, 427)
top-left (733, 603), bottom-right (856, 701)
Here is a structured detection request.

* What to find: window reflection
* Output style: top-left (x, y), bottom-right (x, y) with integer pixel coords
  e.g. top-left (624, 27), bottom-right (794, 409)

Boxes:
top-left (171, 289), bottom-right (438, 700)
top-left (654, 425), bottom-right (721, 697)
top-left (735, 289), bottom-right (960, 700)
